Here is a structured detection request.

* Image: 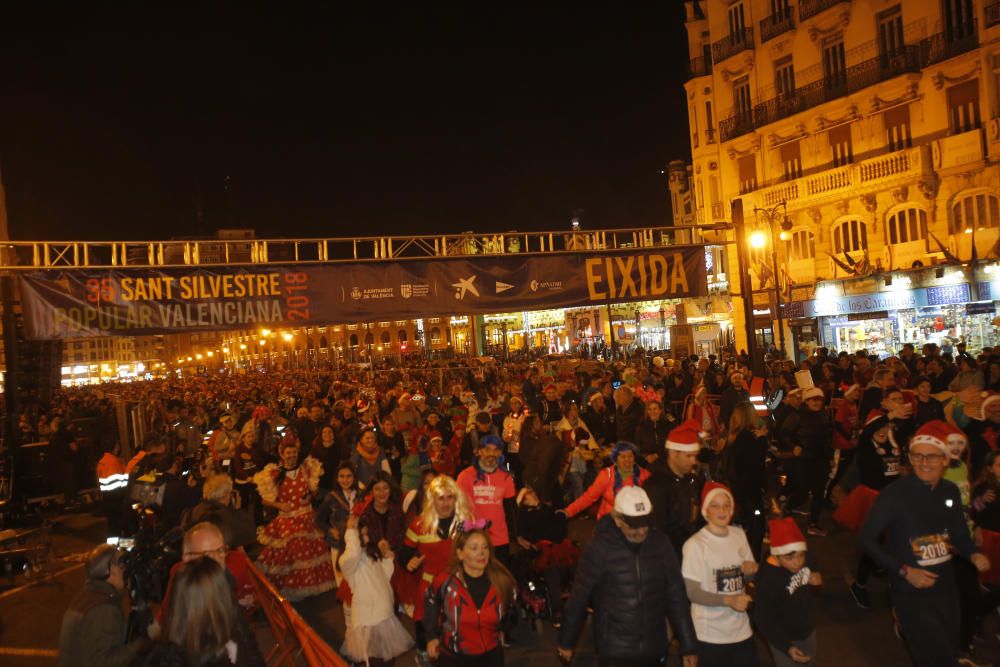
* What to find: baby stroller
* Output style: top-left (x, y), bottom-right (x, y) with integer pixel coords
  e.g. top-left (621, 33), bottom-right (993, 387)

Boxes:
top-left (514, 539), bottom-right (580, 633)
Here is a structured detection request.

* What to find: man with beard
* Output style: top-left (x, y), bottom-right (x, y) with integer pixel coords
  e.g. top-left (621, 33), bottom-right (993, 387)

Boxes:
top-left (456, 435), bottom-right (517, 564)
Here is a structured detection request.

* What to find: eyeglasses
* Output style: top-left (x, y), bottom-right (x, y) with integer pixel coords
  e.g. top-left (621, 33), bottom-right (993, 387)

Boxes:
top-left (184, 545), bottom-right (227, 559)
top-left (909, 452), bottom-right (946, 464)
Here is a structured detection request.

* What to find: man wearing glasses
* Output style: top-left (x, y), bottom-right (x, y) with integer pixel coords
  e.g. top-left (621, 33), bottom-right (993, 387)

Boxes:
top-left (861, 420), bottom-right (990, 667)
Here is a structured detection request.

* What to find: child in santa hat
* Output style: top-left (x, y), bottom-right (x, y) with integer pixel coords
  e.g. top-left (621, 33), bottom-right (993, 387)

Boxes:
top-left (754, 517), bottom-right (822, 666)
top-left (681, 481), bottom-right (759, 667)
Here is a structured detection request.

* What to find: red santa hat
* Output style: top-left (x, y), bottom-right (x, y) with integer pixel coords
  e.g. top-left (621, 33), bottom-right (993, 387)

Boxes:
top-left (909, 420), bottom-right (952, 457)
top-left (666, 419), bottom-right (702, 452)
top-left (428, 431), bottom-right (443, 443)
top-left (769, 517), bottom-right (807, 556)
top-left (700, 481), bottom-right (734, 519)
top-left (842, 383), bottom-right (861, 400)
top-left (864, 409), bottom-right (888, 428)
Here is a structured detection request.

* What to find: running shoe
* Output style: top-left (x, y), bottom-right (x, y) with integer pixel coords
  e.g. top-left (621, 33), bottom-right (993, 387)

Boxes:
top-left (850, 582), bottom-right (872, 609)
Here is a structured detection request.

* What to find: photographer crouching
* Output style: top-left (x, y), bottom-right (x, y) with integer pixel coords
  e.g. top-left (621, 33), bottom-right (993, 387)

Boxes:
top-left (57, 544), bottom-right (146, 666)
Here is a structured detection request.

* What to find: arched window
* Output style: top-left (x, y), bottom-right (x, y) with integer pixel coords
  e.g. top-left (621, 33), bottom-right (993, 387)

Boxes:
top-left (886, 207), bottom-right (927, 244)
top-left (833, 218), bottom-right (868, 253)
top-left (783, 230), bottom-right (815, 261)
top-left (380, 331), bottom-right (391, 345)
top-left (364, 332), bottom-right (375, 347)
top-left (319, 336), bottom-right (328, 350)
top-left (397, 330), bottom-right (407, 342)
top-left (349, 334), bottom-right (359, 347)
top-left (430, 327), bottom-right (442, 344)
top-left (951, 191), bottom-right (1000, 234)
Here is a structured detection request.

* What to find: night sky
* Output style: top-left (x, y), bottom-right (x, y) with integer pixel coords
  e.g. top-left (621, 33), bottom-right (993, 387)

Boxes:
top-left (0, 3), bottom-right (691, 242)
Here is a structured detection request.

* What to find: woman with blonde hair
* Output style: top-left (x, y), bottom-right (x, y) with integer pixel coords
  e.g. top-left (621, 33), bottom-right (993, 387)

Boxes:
top-left (399, 475), bottom-right (475, 666)
top-left (424, 524), bottom-right (517, 667)
top-left (161, 557), bottom-right (262, 666)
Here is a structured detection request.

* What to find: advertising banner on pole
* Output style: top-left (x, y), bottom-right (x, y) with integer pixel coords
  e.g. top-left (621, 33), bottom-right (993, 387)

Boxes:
top-left (18, 247), bottom-right (708, 339)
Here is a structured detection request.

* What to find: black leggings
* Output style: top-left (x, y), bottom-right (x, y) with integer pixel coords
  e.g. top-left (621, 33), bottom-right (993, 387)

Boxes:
top-left (857, 554), bottom-right (877, 587)
top-left (439, 648), bottom-right (503, 667)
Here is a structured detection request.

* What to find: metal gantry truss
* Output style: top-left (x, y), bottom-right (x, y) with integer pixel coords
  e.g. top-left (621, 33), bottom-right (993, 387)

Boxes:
top-left (0, 224), bottom-right (731, 271)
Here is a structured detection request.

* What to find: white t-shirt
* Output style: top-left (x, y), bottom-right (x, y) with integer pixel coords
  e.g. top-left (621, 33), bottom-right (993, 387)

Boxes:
top-left (681, 525), bottom-right (754, 644)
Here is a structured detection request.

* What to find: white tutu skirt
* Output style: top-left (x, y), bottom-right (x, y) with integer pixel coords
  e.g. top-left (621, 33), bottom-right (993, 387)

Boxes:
top-left (341, 614), bottom-right (415, 662)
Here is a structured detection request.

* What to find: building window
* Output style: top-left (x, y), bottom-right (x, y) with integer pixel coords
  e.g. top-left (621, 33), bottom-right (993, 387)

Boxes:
top-left (944, 0), bottom-right (976, 42)
top-left (733, 76), bottom-right (752, 119)
top-left (947, 80), bottom-right (981, 134)
top-left (951, 191), bottom-right (1000, 234)
top-left (822, 35), bottom-right (847, 91)
top-left (349, 334), bottom-right (359, 347)
top-left (829, 124), bottom-right (854, 167)
top-left (884, 104), bottom-right (912, 151)
top-left (833, 219), bottom-right (868, 254)
top-left (738, 154), bottom-right (758, 195)
top-left (430, 327), bottom-right (442, 345)
top-left (705, 101), bottom-right (715, 142)
top-left (779, 141), bottom-right (803, 181)
top-left (784, 230), bottom-right (816, 261)
top-left (380, 331), bottom-right (391, 345)
top-left (398, 330), bottom-right (408, 342)
top-left (887, 207), bottom-right (928, 244)
top-left (775, 56), bottom-right (795, 98)
top-left (728, 2), bottom-right (747, 39)
top-left (364, 332), bottom-right (375, 347)
top-left (771, 0), bottom-right (791, 20)
top-left (877, 6), bottom-right (904, 66)
top-left (691, 104), bottom-right (699, 148)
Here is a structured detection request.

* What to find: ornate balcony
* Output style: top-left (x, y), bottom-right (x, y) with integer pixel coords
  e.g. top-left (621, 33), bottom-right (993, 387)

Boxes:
top-left (920, 21), bottom-right (979, 66)
top-left (712, 27), bottom-right (754, 64)
top-left (750, 144), bottom-right (932, 209)
top-left (798, 0), bottom-right (850, 22)
top-left (760, 11), bottom-right (795, 43)
top-left (719, 46), bottom-right (921, 142)
top-left (688, 56), bottom-right (712, 79)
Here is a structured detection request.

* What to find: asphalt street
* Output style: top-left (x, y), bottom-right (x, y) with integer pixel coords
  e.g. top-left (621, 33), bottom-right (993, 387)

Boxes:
top-left (1, 508), bottom-right (999, 667)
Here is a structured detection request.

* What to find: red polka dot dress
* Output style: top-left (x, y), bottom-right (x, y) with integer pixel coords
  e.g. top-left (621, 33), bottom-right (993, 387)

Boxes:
top-left (255, 459), bottom-right (336, 601)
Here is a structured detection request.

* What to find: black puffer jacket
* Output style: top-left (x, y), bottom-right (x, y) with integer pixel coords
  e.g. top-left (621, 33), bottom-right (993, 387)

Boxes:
top-left (557, 515), bottom-right (697, 660)
top-left (634, 417), bottom-right (673, 460)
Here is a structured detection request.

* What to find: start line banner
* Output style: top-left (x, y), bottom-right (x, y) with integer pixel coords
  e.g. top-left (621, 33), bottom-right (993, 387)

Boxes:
top-left (19, 247), bottom-right (708, 339)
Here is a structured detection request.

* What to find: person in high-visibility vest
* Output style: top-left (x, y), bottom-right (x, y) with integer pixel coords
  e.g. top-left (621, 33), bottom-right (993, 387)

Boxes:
top-left (96, 442), bottom-right (128, 542)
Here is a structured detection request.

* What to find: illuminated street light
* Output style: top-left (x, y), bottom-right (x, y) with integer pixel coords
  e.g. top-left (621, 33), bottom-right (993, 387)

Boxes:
top-left (196, 353), bottom-right (203, 360)
top-left (186, 356), bottom-right (192, 361)
top-left (222, 347), bottom-right (230, 354)
top-left (239, 343), bottom-right (247, 350)
top-left (207, 351), bottom-right (214, 357)
top-left (259, 339), bottom-right (266, 346)
top-left (282, 332), bottom-right (293, 342)
top-left (261, 328), bottom-right (271, 337)
top-left (749, 230), bottom-right (767, 249)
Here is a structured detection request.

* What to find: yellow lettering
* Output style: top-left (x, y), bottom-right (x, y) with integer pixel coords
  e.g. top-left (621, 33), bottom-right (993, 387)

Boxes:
top-left (605, 258), bottom-right (616, 298)
top-left (649, 255), bottom-right (668, 296)
top-left (669, 253), bottom-right (690, 293)
top-left (615, 257), bottom-right (637, 298)
top-left (586, 259), bottom-right (606, 300)
top-left (269, 273), bottom-right (280, 296)
top-left (637, 255), bottom-right (647, 295)
top-left (120, 278), bottom-right (134, 301)
top-left (179, 276), bottom-right (193, 299)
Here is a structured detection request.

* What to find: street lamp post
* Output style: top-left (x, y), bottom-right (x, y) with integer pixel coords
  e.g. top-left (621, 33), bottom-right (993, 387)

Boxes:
top-left (752, 201), bottom-right (791, 358)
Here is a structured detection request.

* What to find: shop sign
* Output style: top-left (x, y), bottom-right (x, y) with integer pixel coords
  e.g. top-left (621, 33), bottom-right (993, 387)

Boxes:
top-left (848, 310), bottom-right (890, 321)
top-left (925, 284), bottom-right (971, 306)
top-left (967, 302), bottom-right (997, 315)
top-left (804, 288), bottom-right (929, 317)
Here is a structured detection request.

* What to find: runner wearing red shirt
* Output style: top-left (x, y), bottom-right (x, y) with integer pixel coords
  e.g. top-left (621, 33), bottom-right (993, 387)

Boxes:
top-left (456, 436), bottom-right (517, 565)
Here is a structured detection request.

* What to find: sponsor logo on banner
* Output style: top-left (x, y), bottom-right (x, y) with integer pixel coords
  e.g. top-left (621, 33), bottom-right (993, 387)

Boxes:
top-left (353, 287), bottom-right (395, 300)
top-left (399, 283), bottom-right (430, 299)
top-left (452, 276), bottom-right (480, 300)
top-left (495, 281), bottom-right (514, 294)
top-left (531, 279), bottom-right (563, 292)
top-left (350, 287), bottom-right (362, 300)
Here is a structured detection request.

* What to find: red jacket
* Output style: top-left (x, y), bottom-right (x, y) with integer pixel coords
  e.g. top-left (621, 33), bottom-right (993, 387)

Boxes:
top-left (564, 465), bottom-right (651, 519)
top-left (424, 572), bottom-right (509, 655)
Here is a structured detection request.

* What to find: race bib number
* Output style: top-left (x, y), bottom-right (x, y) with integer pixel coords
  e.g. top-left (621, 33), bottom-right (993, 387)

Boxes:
top-left (715, 565), bottom-right (745, 594)
top-left (910, 533), bottom-right (952, 566)
top-left (884, 456), bottom-right (901, 476)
